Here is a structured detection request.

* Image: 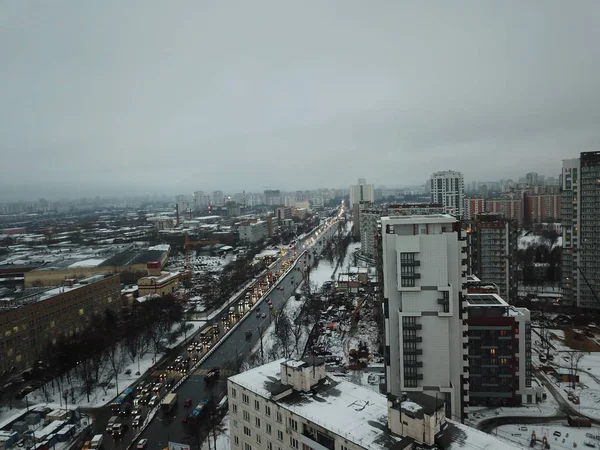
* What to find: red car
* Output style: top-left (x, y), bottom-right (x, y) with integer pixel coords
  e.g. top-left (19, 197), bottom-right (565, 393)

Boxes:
top-left (184, 398), bottom-right (192, 407)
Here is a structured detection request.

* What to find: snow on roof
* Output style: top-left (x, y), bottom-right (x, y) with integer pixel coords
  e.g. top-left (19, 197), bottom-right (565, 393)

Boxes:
top-left (400, 401), bottom-right (422, 414)
top-left (148, 244), bottom-right (171, 252)
top-left (441, 421), bottom-right (526, 450)
top-left (68, 258), bottom-right (106, 268)
top-left (229, 359), bottom-right (397, 449)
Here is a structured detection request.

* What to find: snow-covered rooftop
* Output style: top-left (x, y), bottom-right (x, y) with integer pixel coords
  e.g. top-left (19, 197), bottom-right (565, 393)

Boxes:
top-left (229, 359), bottom-right (399, 449)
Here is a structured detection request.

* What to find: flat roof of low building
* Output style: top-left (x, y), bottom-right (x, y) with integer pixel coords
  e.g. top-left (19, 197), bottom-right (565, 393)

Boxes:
top-left (466, 293), bottom-right (508, 306)
top-left (229, 359), bottom-right (400, 449)
top-left (381, 214), bottom-right (457, 225)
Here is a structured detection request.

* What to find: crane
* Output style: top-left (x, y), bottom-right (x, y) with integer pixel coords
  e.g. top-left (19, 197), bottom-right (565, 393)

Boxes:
top-left (184, 233), bottom-right (221, 272)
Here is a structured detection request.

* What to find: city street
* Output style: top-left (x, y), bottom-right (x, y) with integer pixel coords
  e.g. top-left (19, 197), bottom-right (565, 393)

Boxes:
top-left (98, 216), bottom-right (340, 450)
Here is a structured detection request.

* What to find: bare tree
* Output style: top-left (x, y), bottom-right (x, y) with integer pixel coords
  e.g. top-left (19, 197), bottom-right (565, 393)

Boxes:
top-left (107, 344), bottom-right (126, 395)
top-left (567, 350), bottom-right (588, 390)
top-left (291, 313), bottom-right (305, 358)
top-left (273, 309), bottom-right (292, 358)
top-left (257, 325), bottom-right (266, 365)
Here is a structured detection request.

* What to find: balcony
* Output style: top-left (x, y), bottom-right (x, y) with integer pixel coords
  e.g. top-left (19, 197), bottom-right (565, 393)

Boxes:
top-left (404, 348), bottom-right (423, 355)
top-left (405, 361), bottom-right (424, 368)
top-left (301, 428), bottom-right (335, 450)
top-left (405, 373), bottom-right (424, 380)
top-left (403, 260), bottom-right (421, 267)
top-left (404, 336), bottom-right (423, 343)
top-left (404, 323), bottom-right (422, 330)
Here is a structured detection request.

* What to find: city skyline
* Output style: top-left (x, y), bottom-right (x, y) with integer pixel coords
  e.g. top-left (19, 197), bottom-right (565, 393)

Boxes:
top-left (2, 1), bottom-right (599, 198)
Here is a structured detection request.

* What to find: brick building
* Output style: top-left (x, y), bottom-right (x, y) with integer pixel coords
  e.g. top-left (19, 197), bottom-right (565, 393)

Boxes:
top-left (0, 274), bottom-right (122, 373)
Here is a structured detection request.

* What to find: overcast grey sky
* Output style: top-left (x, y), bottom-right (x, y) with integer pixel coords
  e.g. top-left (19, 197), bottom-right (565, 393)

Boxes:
top-left (1, 0), bottom-right (600, 199)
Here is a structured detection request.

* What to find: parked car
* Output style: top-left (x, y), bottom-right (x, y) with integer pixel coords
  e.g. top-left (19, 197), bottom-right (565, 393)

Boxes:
top-left (137, 439), bottom-right (148, 449)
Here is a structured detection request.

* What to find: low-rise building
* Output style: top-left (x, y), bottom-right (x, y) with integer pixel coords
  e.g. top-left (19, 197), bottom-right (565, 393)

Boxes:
top-left (0, 274), bottom-right (121, 373)
top-left (137, 262), bottom-right (180, 296)
top-left (275, 207), bottom-right (292, 221)
top-left (465, 293), bottom-right (537, 405)
top-left (228, 358), bottom-right (514, 450)
top-left (238, 221), bottom-right (269, 244)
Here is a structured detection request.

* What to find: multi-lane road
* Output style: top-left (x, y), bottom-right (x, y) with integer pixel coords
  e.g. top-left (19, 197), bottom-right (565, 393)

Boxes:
top-left (95, 214), bottom-right (342, 450)
top-left (139, 217), bottom-right (339, 448)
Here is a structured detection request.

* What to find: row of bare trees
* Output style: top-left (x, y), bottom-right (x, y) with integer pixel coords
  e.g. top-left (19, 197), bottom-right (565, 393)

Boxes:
top-left (33, 295), bottom-right (188, 404)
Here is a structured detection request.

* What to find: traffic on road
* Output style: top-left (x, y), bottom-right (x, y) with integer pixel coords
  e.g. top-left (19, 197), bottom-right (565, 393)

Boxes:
top-left (93, 213), bottom-right (342, 450)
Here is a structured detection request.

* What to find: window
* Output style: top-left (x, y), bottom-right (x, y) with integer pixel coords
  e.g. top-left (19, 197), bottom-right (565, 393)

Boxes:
top-left (256, 434), bottom-right (262, 445)
top-left (234, 436), bottom-right (239, 446)
top-left (233, 419), bottom-right (239, 428)
top-left (232, 404), bottom-right (238, 414)
top-left (232, 388), bottom-right (237, 398)
top-left (255, 417), bottom-right (261, 428)
top-left (265, 405), bottom-right (271, 416)
top-left (254, 399), bottom-right (260, 410)
top-left (289, 437), bottom-right (299, 449)
top-left (267, 443), bottom-right (272, 450)
top-left (276, 411), bottom-right (282, 423)
top-left (277, 430), bottom-right (283, 441)
top-left (266, 423), bottom-right (272, 435)
top-left (288, 418), bottom-right (298, 431)
top-left (244, 444), bottom-right (252, 450)
top-left (243, 410), bottom-right (250, 421)
top-left (242, 393), bottom-right (249, 404)
top-left (244, 426), bottom-right (251, 437)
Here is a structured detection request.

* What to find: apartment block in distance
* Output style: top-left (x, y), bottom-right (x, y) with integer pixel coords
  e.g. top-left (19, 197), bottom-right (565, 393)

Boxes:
top-left (380, 214), bottom-right (469, 421)
top-left (463, 198), bottom-right (485, 220)
top-left (429, 170), bottom-right (465, 217)
top-left (465, 213), bottom-right (518, 303)
top-left (465, 293), bottom-right (537, 405)
top-left (0, 274), bottom-right (122, 373)
top-left (561, 151), bottom-right (600, 309)
top-left (238, 221), bottom-right (269, 244)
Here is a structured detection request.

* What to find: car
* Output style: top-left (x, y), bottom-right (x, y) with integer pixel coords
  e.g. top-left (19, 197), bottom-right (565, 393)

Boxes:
top-left (131, 407), bottom-right (142, 416)
top-left (137, 439), bottom-right (148, 449)
top-left (269, 304), bottom-right (274, 309)
top-left (262, 313), bottom-right (266, 318)
top-left (132, 415), bottom-right (143, 427)
top-left (184, 398), bottom-right (192, 407)
top-left (153, 382), bottom-right (162, 392)
top-left (148, 396), bottom-right (159, 407)
top-left (256, 312), bottom-right (260, 318)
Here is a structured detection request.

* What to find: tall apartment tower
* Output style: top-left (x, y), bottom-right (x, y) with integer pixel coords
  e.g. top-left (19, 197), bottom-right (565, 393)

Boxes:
top-left (349, 178), bottom-right (375, 238)
top-left (212, 190), bottom-right (224, 206)
top-left (561, 152), bottom-right (600, 309)
top-left (193, 191), bottom-right (205, 210)
top-left (430, 170), bottom-right (465, 218)
top-left (380, 214), bottom-right (469, 422)
top-left (466, 213), bottom-right (519, 303)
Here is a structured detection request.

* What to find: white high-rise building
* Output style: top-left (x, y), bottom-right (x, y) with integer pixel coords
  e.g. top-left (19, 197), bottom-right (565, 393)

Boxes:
top-left (430, 171), bottom-right (465, 218)
top-left (381, 214), bottom-right (469, 422)
top-left (349, 178), bottom-right (375, 206)
top-left (212, 190), bottom-right (225, 206)
top-left (193, 191), bottom-right (206, 210)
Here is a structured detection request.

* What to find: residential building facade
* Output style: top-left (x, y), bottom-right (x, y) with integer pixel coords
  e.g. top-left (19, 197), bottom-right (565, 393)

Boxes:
top-left (380, 215), bottom-right (469, 422)
top-left (561, 151), bottom-right (600, 309)
top-left (465, 213), bottom-right (518, 303)
top-left (0, 274), bottom-right (122, 373)
top-left (485, 198), bottom-right (523, 225)
top-left (350, 179), bottom-right (375, 238)
top-left (465, 293), bottom-right (536, 405)
top-left (228, 358), bottom-right (448, 450)
top-left (429, 171), bottom-right (465, 217)
top-left (463, 198), bottom-right (485, 220)
top-left (238, 221), bottom-right (269, 244)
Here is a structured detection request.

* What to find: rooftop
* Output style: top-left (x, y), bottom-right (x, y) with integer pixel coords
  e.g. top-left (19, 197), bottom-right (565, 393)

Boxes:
top-left (381, 214), bottom-right (457, 225)
top-left (229, 359), bottom-right (399, 449)
top-left (466, 293), bottom-right (508, 307)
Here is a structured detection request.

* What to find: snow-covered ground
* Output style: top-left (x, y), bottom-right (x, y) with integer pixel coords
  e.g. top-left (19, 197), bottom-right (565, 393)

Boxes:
top-left (201, 415), bottom-right (230, 450)
top-left (25, 321), bottom-right (203, 408)
top-left (535, 327), bottom-right (600, 420)
top-left (494, 423), bottom-right (600, 450)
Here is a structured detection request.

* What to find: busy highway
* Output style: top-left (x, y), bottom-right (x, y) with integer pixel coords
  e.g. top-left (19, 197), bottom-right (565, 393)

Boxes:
top-left (94, 213), bottom-right (342, 450)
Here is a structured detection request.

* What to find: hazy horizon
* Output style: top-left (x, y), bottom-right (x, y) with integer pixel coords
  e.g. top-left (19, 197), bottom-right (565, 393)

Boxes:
top-left (2, 1), bottom-right (599, 200)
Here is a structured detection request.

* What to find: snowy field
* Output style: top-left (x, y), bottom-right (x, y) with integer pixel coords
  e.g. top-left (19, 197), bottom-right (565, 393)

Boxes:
top-left (535, 327), bottom-right (600, 420)
top-left (25, 321), bottom-right (203, 408)
top-left (494, 423), bottom-right (600, 450)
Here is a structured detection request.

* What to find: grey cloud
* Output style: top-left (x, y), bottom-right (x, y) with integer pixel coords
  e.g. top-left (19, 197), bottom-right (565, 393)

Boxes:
top-left (1, 0), bottom-right (600, 199)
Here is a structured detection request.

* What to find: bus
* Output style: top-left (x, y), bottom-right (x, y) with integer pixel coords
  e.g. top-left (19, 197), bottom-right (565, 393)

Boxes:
top-left (109, 387), bottom-right (135, 412)
top-left (199, 328), bottom-right (213, 348)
